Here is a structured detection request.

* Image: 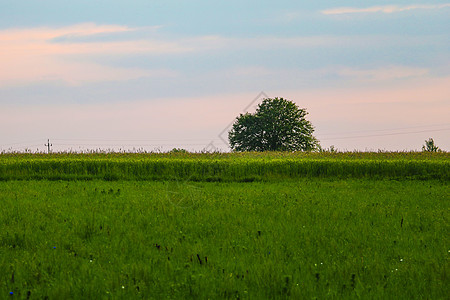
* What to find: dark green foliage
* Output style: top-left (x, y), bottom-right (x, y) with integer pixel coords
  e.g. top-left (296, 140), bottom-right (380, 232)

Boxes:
top-left (228, 97), bottom-right (320, 151)
top-left (422, 138), bottom-right (440, 152)
top-left (169, 148), bottom-right (189, 154)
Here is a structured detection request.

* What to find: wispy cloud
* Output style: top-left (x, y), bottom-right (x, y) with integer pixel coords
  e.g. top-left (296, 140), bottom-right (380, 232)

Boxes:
top-left (0, 23), bottom-right (185, 86)
top-left (0, 23), bottom-right (134, 42)
top-left (334, 66), bottom-right (429, 81)
top-left (0, 23), bottom-right (191, 56)
top-left (0, 23), bottom-right (444, 87)
top-left (224, 65), bottom-right (430, 82)
top-left (0, 23), bottom-right (258, 86)
top-left (322, 4), bottom-right (450, 15)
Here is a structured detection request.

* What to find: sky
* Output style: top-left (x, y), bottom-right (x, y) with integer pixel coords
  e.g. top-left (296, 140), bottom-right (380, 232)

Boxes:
top-left (0, 0), bottom-right (449, 152)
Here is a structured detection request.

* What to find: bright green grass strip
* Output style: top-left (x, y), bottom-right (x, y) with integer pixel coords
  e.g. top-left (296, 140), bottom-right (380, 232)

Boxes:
top-left (0, 179), bottom-right (448, 299)
top-left (0, 152), bottom-right (449, 181)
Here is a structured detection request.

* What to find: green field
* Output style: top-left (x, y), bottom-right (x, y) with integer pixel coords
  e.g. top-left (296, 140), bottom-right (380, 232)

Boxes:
top-left (1, 152), bottom-right (448, 181)
top-left (0, 152), bottom-right (448, 299)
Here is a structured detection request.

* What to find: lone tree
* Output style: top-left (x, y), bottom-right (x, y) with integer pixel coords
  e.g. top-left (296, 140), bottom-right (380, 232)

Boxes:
top-left (228, 97), bottom-right (320, 151)
top-left (422, 138), bottom-right (440, 152)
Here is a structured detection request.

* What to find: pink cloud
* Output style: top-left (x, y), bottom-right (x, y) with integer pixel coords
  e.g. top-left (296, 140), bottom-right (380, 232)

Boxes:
top-left (1, 23), bottom-right (134, 41)
top-left (0, 23), bottom-right (185, 86)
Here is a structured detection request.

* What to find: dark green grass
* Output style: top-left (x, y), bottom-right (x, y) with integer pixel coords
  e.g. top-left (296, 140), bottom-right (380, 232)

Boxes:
top-left (1, 179), bottom-right (448, 299)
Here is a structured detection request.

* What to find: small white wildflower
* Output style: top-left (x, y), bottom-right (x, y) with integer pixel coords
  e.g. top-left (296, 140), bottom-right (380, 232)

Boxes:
top-left (400, 259), bottom-right (403, 262)
top-left (122, 286), bottom-right (125, 289)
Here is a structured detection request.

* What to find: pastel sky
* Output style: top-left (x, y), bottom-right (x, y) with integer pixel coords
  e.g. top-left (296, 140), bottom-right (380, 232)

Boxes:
top-left (1, 0), bottom-right (449, 152)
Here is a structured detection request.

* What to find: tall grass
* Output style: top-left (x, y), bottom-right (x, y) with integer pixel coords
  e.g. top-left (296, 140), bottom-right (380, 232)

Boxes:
top-left (1, 179), bottom-right (448, 298)
top-left (0, 152), bottom-right (448, 181)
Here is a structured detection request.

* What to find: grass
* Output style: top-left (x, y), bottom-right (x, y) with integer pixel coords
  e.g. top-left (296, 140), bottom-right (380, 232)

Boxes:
top-left (0, 152), bottom-right (449, 181)
top-left (0, 175), bottom-right (448, 299)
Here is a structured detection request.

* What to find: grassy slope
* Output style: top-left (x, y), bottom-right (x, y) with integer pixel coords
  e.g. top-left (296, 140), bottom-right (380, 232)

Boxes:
top-left (0, 179), bottom-right (448, 299)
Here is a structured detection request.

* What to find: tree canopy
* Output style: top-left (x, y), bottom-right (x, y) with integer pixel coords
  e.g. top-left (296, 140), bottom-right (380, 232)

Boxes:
top-left (422, 138), bottom-right (440, 152)
top-left (228, 97), bottom-right (320, 152)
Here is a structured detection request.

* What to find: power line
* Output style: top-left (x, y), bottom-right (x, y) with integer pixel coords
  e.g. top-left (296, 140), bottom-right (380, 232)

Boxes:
top-left (0, 139), bottom-right (46, 147)
top-left (319, 127), bottom-right (450, 141)
top-left (53, 138), bottom-right (226, 142)
top-left (1, 124), bottom-right (448, 152)
top-left (56, 143), bottom-right (219, 147)
top-left (318, 123), bottom-right (450, 137)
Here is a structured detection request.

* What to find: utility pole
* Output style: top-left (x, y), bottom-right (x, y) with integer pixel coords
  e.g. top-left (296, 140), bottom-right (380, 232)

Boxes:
top-left (44, 139), bottom-right (52, 153)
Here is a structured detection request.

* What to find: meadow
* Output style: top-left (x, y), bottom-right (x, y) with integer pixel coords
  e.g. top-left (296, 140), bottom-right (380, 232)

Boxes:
top-left (0, 152), bottom-right (448, 299)
top-left (0, 151), bottom-right (448, 181)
